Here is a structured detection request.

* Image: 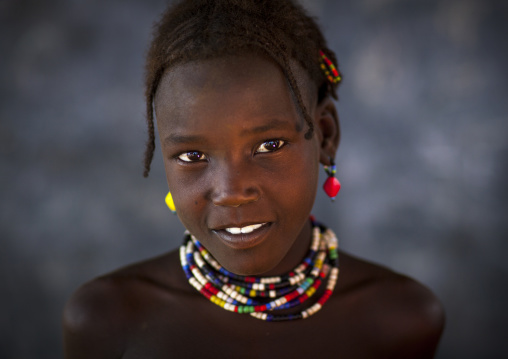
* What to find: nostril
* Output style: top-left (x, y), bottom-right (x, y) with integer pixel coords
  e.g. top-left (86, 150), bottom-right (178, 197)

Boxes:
top-left (213, 202), bottom-right (241, 207)
top-left (212, 192), bottom-right (260, 207)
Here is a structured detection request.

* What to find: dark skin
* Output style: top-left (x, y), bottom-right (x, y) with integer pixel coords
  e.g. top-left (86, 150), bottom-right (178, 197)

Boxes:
top-left (63, 54), bottom-right (445, 358)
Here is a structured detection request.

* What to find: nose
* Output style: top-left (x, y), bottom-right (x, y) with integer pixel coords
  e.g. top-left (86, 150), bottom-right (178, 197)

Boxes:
top-left (210, 159), bottom-right (260, 207)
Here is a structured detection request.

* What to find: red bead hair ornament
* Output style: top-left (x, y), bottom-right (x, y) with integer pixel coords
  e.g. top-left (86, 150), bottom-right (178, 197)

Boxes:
top-left (319, 50), bottom-right (342, 85)
top-left (323, 159), bottom-right (341, 201)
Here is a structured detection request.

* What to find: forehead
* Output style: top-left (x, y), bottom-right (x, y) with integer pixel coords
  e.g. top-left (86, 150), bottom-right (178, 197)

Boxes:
top-left (154, 54), bottom-right (315, 133)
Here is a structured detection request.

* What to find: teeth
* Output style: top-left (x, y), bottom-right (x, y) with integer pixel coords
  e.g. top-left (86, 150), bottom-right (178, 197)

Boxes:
top-left (225, 223), bottom-right (265, 234)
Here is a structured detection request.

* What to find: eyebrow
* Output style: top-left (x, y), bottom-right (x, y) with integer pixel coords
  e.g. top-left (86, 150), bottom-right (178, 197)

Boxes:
top-left (239, 119), bottom-right (294, 135)
top-left (164, 118), bottom-right (295, 146)
top-left (164, 134), bottom-right (207, 145)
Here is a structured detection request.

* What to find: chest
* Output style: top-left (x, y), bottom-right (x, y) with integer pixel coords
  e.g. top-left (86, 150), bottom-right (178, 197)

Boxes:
top-left (120, 296), bottom-right (386, 359)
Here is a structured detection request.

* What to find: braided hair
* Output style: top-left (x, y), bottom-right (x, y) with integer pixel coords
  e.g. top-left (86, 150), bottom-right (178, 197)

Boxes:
top-left (143, 0), bottom-right (341, 177)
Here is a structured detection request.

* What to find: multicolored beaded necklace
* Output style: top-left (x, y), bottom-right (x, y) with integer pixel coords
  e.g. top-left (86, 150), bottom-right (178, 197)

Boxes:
top-left (179, 218), bottom-right (339, 322)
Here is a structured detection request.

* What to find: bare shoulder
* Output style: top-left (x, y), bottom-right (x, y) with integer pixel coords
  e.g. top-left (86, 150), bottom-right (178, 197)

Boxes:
top-left (336, 251), bottom-right (445, 358)
top-left (62, 249), bottom-right (186, 359)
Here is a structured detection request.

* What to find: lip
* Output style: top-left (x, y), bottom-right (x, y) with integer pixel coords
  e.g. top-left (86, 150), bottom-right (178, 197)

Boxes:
top-left (211, 222), bottom-right (272, 250)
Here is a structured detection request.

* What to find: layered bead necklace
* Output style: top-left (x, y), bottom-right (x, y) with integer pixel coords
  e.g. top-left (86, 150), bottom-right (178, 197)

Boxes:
top-left (179, 219), bottom-right (339, 322)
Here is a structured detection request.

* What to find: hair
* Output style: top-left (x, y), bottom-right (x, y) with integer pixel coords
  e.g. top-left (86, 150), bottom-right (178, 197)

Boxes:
top-left (143, 0), bottom-right (341, 177)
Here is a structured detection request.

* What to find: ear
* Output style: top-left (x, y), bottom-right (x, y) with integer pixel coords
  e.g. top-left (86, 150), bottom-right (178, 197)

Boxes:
top-left (314, 97), bottom-right (340, 165)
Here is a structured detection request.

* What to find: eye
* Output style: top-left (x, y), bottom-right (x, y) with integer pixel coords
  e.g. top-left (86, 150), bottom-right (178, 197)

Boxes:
top-left (177, 151), bottom-right (207, 162)
top-left (255, 139), bottom-right (286, 154)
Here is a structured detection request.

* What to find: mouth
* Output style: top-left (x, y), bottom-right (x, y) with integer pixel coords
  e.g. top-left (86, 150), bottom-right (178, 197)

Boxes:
top-left (211, 222), bottom-right (272, 250)
top-left (224, 223), bottom-right (266, 234)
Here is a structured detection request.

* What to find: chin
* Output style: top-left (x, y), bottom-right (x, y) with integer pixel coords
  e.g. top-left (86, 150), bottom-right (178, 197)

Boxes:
top-left (222, 255), bottom-right (278, 277)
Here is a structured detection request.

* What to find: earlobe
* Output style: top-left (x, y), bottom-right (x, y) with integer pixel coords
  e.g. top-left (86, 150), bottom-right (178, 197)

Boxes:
top-left (315, 97), bottom-right (340, 165)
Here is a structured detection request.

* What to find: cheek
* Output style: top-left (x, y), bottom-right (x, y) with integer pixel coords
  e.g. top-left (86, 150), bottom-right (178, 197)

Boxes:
top-left (265, 150), bottom-right (320, 211)
top-left (163, 163), bottom-right (206, 225)
top-left (172, 190), bottom-right (208, 239)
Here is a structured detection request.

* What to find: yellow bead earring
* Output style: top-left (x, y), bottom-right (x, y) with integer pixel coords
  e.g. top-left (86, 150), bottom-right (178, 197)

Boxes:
top-left (165, 192), bottom-right (176, 214)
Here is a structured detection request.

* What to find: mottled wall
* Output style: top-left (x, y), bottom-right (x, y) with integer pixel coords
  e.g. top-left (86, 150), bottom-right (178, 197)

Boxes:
top-left (1, 0), bottom-right (507, 358)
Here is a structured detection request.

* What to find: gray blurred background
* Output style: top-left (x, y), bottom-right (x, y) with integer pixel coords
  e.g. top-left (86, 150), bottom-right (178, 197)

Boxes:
top-left (1, 0), bottom-right (507, 358)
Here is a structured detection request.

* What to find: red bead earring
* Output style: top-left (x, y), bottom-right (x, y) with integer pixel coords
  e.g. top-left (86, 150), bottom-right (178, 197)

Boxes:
top-left (323, 158), bottom-right (341, 201)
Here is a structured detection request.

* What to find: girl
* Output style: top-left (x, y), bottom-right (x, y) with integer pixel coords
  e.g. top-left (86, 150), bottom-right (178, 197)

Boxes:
top-left (63, 0), bottom-right (444, 357)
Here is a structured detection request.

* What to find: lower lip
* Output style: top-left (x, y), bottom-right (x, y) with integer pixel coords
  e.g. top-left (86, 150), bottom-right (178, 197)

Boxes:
top-left (212, 223), bottom-right (272, 250)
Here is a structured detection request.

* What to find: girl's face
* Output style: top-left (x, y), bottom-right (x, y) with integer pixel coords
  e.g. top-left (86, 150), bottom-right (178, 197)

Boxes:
top-left (155, 54), bottom-right (334, 276)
